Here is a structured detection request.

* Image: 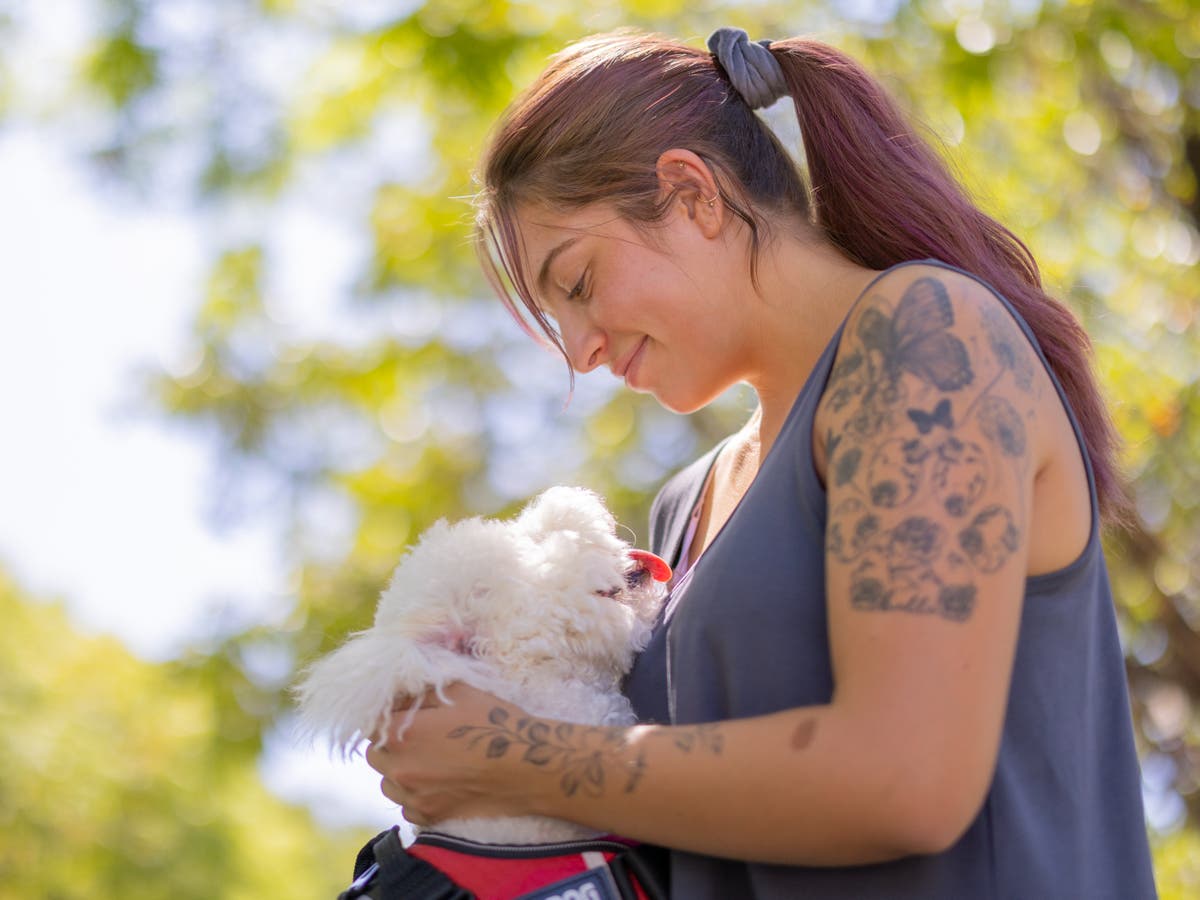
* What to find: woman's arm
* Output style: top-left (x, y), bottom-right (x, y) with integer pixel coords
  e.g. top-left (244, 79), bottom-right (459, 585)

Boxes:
top-left (369, 266), bottom-right (1051, 865)
top-left (371, 683), bottom-right (990, 865)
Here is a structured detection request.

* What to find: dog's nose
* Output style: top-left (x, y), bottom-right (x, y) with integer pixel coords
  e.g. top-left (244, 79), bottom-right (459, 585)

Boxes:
top-left (624, 569), bottom-right (648, 589)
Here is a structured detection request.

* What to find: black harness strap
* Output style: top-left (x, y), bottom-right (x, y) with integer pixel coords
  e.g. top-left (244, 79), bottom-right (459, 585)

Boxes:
top-left (339, 827), bottom-right (475, 900)
top-left (608, 843), bottom-right (670, 900)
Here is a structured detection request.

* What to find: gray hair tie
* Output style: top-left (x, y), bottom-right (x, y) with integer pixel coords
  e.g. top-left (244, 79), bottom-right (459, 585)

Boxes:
top-left (706, 27), bottom-right (788, 110)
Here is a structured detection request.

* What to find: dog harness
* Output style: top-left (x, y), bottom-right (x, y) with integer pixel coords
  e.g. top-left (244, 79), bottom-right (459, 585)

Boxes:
top-left (340, 827), bottom-right (668, 900)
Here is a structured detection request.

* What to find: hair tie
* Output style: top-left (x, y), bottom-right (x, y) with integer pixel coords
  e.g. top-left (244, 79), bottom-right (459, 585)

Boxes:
top-left (706, 27), bottom-right (788, 110)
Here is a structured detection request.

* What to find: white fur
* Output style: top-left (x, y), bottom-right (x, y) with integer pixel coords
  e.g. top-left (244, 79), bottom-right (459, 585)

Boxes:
top-left (294, 486), bottom-right (666, 844)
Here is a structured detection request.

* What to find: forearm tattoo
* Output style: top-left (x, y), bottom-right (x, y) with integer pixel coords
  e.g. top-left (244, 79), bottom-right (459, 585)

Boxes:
top-left (823, 275), bottom-right (1040, 623)
top-left (449, 707), bottom-right (723, 798)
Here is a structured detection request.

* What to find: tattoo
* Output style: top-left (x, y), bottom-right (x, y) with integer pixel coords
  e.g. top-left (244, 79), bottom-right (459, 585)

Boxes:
top-left (959, 505), bottom-right (1021, 573)
top-left (982, 304), bottom-right (1036, 393)
top-left (857, 277), bottom-right (975, 393)
top-left (449, 707), bottom-right (723, 798)
top-left (907, 398), bottom-right (954, 435)
top-left (624, 750), bottom-right (647, 794)
top-left (670, 723), bottom-right (725, 754)
top-left (931, 437), bottom-right (988, 518)
top-left (976, 395), bottom-right (1026, 457)
top-left (866, 438), bottom-right (927, 508)
top-left (791, 718), bottom-right (818, 751)
top-left (826, 351), bottom-right (866, 412)
top-left (824, 273), bottom-right (1039, 623)
top-left (827, 279), bottom-right (975, 444)
top-left (834, 444), bottom-right (862, 487)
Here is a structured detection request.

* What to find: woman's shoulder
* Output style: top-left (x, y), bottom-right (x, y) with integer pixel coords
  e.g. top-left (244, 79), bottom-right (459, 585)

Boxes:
top-left (817, 256), bottom-right (1051, 455)
top-left (849, 259), bottom-right (1010, 325)
top-left (830, 259), bottom-right (1028, 386)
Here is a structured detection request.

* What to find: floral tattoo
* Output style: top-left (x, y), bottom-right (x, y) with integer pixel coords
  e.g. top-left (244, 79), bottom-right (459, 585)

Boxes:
top-left (449, 707), bottom-right (724, 797)
top-left (823, 274), bottom-right (1040, 622)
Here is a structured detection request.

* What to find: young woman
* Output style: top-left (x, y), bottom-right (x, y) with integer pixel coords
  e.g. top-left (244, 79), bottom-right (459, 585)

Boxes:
top-left (363, 28), bottom-right (1157, 897)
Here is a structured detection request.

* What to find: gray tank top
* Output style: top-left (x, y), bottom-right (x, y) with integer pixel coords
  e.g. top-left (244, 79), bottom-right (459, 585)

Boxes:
top-left (622, 260), bottom-right (1156, 898)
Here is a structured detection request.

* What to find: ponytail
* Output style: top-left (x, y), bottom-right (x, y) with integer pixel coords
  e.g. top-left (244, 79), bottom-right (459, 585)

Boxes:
top-left (766, 39), bottom-right (1130, 525)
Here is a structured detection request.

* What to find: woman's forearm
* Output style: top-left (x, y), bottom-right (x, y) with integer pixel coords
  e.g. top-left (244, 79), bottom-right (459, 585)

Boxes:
top-left (449, 701), bottom-right (955, 866)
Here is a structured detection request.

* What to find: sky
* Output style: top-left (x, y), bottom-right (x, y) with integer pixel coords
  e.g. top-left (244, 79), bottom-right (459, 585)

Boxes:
top-left (0, 129), bottom-right (270, 658)
top-left (0, 0), bottom-right (417, 831)
top-left (0, 124), bottom-right (402, 831)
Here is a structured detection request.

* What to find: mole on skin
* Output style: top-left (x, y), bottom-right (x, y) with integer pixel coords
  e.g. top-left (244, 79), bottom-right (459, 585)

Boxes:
top-left (791, 718), bottom-right (817, 751)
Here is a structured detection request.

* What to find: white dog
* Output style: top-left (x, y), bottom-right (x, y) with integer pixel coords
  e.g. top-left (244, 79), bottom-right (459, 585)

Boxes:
top-left (294, 486), bottom-right (670, 844)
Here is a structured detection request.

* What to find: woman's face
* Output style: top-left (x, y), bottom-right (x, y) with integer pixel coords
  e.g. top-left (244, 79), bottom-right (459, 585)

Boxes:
top-left (515, 200), bottom-right (753, 413)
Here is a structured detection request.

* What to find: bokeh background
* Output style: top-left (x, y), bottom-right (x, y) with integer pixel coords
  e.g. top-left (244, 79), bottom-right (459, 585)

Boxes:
top-left (0, 0), bottom-right (1197, 896)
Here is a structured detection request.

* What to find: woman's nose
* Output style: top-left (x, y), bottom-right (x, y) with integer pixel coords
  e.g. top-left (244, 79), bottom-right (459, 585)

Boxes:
top-left (562, 318), bottom-right (608, 374)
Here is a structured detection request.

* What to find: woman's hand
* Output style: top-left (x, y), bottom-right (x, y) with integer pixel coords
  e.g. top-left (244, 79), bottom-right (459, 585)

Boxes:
top-left (364, 683), bottom-right (536, 826)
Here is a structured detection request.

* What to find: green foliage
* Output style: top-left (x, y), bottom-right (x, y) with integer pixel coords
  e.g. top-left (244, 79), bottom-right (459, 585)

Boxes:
top-left (81, 28), bottom-right (157, 107)
top-left (1154, 828), bottom-right (1200, 900)
top-left (0, 571), bottom-right (371, 899)
top-left (2, 0), bottom-right (1199, 891)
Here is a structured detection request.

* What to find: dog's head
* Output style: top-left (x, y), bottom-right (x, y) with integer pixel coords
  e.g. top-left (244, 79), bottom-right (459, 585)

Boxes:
top-left (295, 486), bottom-right (670, 753)
top-left (510, 485), bottom-right (670, 625)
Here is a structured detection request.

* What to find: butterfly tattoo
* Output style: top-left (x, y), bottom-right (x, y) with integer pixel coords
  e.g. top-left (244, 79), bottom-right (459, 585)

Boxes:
top-left (856, 277), bottom-right (975, 393)
top-left (908, 398), bottom-right (954, 435)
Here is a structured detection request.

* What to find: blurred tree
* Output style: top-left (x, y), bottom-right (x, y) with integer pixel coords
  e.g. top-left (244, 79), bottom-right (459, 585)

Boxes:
top-left (2, 0), bottom-right (1197, 893)
top-left (0, 570), bottom-right (370, 899)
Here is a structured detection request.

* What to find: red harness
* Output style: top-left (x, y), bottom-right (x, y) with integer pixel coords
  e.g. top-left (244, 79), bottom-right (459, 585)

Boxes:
top-left (341, 828), bottom-right (668, 900)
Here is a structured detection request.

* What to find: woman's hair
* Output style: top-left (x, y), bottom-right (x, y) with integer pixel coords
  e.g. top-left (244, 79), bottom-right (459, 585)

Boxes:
top-left (474, 30), bottom-right (1129, 524)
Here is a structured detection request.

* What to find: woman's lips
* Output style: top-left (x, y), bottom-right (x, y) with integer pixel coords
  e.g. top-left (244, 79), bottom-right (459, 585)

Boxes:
top-left (622, 337), bottom-right (648, 387)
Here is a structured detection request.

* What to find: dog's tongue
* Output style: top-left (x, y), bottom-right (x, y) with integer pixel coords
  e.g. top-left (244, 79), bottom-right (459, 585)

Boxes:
top-left (629, 549), bottom-right (672, 583)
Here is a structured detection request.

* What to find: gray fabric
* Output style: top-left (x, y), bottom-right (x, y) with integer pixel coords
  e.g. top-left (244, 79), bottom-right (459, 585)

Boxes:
top-left (623, 259), bottom-right (1156, 898)
top-left (706, 27), bottom-right (788, 110)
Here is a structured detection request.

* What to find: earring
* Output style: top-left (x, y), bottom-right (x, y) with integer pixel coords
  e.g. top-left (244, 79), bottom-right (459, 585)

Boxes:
top-left (676, 162), bottom-right (716, 207)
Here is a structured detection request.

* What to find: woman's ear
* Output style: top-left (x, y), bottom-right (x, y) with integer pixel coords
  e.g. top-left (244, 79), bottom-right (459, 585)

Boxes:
top-left (655, 148), bottom-right (724, 237)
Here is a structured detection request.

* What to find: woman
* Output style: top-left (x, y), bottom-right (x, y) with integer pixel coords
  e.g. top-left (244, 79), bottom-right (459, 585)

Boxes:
top-left (364, 27), bottom-right (1156, 897)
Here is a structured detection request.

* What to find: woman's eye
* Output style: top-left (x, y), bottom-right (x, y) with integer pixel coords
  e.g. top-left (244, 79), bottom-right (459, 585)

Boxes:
top-left (567, 271), bottom-right (588, 302)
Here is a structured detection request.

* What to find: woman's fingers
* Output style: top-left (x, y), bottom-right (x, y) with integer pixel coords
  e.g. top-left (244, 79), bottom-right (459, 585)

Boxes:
top-left (376, 771), bottom-right (441, 825)
top-left (390, 688), bottom-right (446, 714)
top-left (400, 802), bottom-right (429, 826)
top-left (362, 684), bottom-right (528, 822)
top-left (367, 740), bottom-right (438, 820)
top-left (379, 775), bottom-right (405, 806)
top-left (364, 740), bottom-right (388, 774)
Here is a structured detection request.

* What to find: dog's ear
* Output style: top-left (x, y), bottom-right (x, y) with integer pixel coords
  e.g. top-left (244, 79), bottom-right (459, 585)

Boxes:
top-left (519, 485), bottom-right (615, 542)
top-left (374, 517), bottom-right (513, 627)
top-left (293, 630), bottom-right (427, 753)
top-left (419, 623), bottom-right (475, 656)
top-left (294, 617), bottom-right (487, 754)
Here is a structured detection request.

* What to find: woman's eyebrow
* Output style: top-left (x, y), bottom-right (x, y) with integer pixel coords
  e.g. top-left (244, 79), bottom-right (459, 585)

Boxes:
top-left (536, 237), bottom-right (581, 296)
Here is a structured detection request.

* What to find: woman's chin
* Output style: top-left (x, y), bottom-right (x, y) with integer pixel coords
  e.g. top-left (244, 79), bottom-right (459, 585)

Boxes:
top-left (642, 385), bottom-right (715, 416)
